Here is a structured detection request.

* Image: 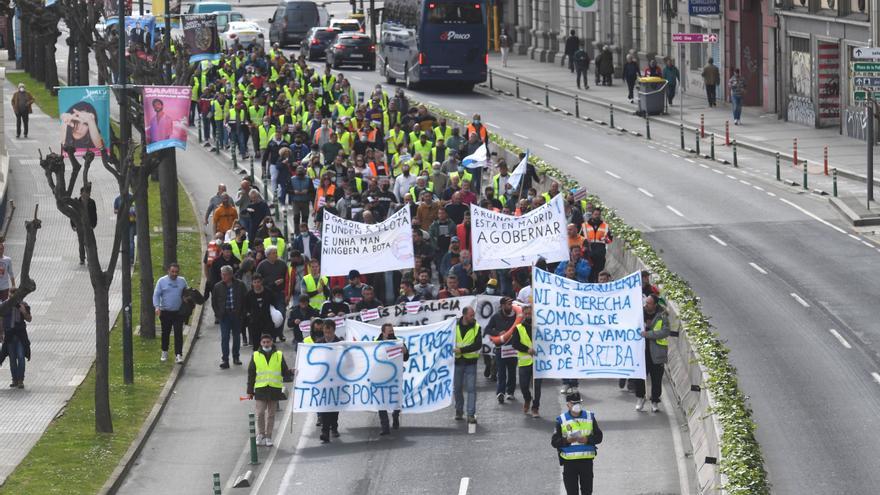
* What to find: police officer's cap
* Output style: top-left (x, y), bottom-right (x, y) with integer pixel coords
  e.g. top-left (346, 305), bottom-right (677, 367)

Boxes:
top-left (566, 392), bottom-right (583, 403)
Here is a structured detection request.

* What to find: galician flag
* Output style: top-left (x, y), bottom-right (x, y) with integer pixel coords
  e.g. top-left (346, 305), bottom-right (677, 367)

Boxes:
top-left (462, 143), bottom-right (488, 169)
top-left (507, 150), bottom-right (529, 191)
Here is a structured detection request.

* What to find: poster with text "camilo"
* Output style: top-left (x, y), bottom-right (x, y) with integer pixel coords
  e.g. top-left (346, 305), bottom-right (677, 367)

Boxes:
top-left (294, 341), bottom-right (404, 413)
top-left (470, 194), bottom-right (569, 271)
top-left (533, 268), bottom-right (646, 380)
top-left (321, 207), bottom-right (414, 276)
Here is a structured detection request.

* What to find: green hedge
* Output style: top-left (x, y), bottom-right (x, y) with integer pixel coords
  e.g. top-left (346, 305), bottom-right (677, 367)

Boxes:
top-left (425, 103), bottom-right (770, 494)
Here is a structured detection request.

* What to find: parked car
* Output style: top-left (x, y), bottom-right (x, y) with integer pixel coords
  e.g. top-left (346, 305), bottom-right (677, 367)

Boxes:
top-left (299, 27), bottom-right (339, 60)
top-left (221, 21), bottom-right (265, 49)
top-left (268, 0), bottom-right (329, 47)
top-left (326, 33), bottom-right (375, 70)
top-left (329, 18), bottom-right (361, 33)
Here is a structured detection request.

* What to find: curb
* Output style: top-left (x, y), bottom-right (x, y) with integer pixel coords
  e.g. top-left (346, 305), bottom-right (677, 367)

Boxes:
top-left (98, 183), bottom-right (209, 495)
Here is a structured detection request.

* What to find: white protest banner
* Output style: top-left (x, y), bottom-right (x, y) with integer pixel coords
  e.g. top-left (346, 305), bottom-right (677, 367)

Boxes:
top-left (532, 268), bottom-right (646, 379)
top-left (321, 207), bottom-right (414, 276)
top-left (470, 195), bottom-right (569, 270)
top-left (347, 319), bottom-right (455, 413)
top-left (346, 295), bottom-right (500, 329)
top-left (293, 341), bottom-right (403, 413)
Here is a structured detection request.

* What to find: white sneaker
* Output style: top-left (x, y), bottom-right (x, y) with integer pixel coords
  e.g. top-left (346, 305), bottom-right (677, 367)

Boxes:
top-left (651, 403), bottom-right (660, 413)
top-left (160, 351), bottom-right (168, 362)
top-left (264, 437), bottom-right (274, 447)
top-left (256, 434), bottom-right (263, 445)
top-left (175, 354), bottom-right (184, 364)
top-left (635, 398), bottom-right (646, 411)
top-left (560, 386), bottom-right (571, 395)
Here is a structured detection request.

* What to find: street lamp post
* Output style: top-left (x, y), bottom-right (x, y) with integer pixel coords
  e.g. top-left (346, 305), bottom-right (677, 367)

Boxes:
top-left (117, 0), bottom-right (134, 384)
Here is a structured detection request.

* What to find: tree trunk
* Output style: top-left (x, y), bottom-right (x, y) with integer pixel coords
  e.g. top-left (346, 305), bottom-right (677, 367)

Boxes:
top-left (158, 149), bottom-right (178, 267)
top-left (44, 36), bottom-right (59, 90)
top-left (67, 35), bottom-right (76, 86)
top-left (135, 170), bottom-right (155, 338)
top-left (93, 279), bottom-right (114, 433)
top-left (77, 39), bottom-right (90, 86)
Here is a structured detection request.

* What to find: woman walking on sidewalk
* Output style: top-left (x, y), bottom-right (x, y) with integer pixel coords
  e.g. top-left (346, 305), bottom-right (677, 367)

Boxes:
top-left (729, 68), bottom-right (746, 125)
top-left (0, 292), bottom-right (32, 389)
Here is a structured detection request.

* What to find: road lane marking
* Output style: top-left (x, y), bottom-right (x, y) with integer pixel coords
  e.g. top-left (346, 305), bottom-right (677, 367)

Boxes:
top-left (829, 329), bottom-right (852, 349)
top-left (575, 156), bottom-right (590, 164)
top-left (647, 145), bottom-right (656, 149)
top-left (458, 477), bottom-right (471, 495)
top-left (778, 198), bottom-right (848, 234)
top-left (454, 110), bottom-right (467, 116)
top-left (350, 75), bottom-right (363, 80)
top-left (544, 143), bottom-right (561, 150)
top-left (726, 174), bottom-right (737, 180)
top-left (485, 122), bottom-right (500, 129)
top-left (862, 241), bottom-right (874, 248)
top-left (848, 234), bottom-right (860, 241)
top-left (659, 149), bottom-right (669, 154)
top-left (790, 293), bottom-right (810, 307)
top-left (514, 132), bottom-right (530, 140)
top-left (709, 235), bottom-right (727, 246)
top-left (767, 192), bottom-right (776, 197)
top-left (873, 372), bottom-right (880, 385)
top-left (685, 158), bottom-right (696, 163)
top-left (749, 262), bottom-right (767, 274)
top-left (753, 185), bottom-right (765, 191)
top-left (739, 180), bottom-right (752, 186)
top-left (605, 170), bottom-right (621, 179)
top-left (637, 187), bottom-right (654, 198)
top-left (666, 205), bottom-right (685, 217)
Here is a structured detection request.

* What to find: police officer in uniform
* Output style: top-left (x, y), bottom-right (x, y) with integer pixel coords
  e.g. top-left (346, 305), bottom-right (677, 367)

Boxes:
top-left (551, 392), bottom-right (603, 495)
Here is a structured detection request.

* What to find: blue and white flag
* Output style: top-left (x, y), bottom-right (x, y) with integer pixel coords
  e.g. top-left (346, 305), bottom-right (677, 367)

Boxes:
top-left (507, 150), bottom-right (529, 191)
top-left (462, 143), bottom-right (488, 169)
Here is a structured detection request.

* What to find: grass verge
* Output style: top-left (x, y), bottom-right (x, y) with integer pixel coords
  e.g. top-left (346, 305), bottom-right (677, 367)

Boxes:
top-left (6, 72), bottom-right (60, 118)
top-left (0, 180), bottom-right (201, 495)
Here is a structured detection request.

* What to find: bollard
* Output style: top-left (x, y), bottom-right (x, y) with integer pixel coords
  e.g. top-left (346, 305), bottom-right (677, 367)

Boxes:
top-left (803, 160), bottom-right (808, 190)
top-left (695, 128), bottom-right (701, 155)
top-left (710, 133), bottom-right (715, 160)
top-left (775, 152), bottom-right (781, 181)
top-left (824, 145), bottom-right (829, 175)
top-left (725, 120), bottom-right (730, 145)
top-left (198, 113), bottom-right (204, 143)
top-left (575, 95), bottom-right (580, 118)
top-left (261, 173), bottom-right (269, 203)
top-left (249, 413), bottom-right (259, 465)
top-left (274, 200), bottom-right (280, 222)
top-left (213, 472), bottom-right (222, 495)
top-left (250, 156), bottom-right (255, 182)
top-left (544, 85), bottom-right (550, 108)
top-left (733, 140), bottom-right (738, 167)
top-left (283, 209), bottom-right (289, 240)
top-left (610, 104), bottom-right (615, 128)
top-left (515, 77), bottom-right (520, 98)
top-left (833, 168), bottom-right (838, 197)
top-left (489, 69), bottom-right (493, 90)
top-left (700, 113), bottom-right (705, 138)
top-left (232, 145), bottom-right (238, 171)
top-left (680, 124), bottom-right (685, 150)
top-left (793, 138), bottom-right (798, 167)
top-left (645, 114), bottom-right (651, 140)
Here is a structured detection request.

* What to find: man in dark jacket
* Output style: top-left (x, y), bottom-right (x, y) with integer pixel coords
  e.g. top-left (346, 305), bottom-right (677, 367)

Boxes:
top-left (246, 334), bottom-right (294, 447)
top-left (597, 45), bottom-right (614, 86)
top-left (454, 307), bottom-right (481, 424)
top-left (485, 297), bottom-right (518, 403)
top-left (551, 391), bottom-right (603, 495)
top-left (317, 319), bottom-right (344, 443)
top-left (376, 323), bottom-right (410, 434)
top-left (0, 295), bottom-right (32, 388)
top-left (287, 295), bottom-right (318, 343)
top-left (574, 47), bottom-right (590, 90)
top-left (72, 187), bottom-right (98, 265)
top-left (508, 304), bottom-right (542, 417)
top-left (562, 29), bottom-right (580, 73)
top-left (212, 265), bottom-right (248, 368)
top-left (245, 274), bottom-right (275, 346)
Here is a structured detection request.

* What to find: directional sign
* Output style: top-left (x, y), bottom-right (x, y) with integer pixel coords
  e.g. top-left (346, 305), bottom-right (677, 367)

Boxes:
top-left (853, 91), bottom-right (880, 102)
top-left (688, 0), bottom-right (720, 15)
top-left (854, 76), bottom-right (880, 87)
top-left (854, 62), bottom-right (880, 72)
top-left (852, 47), bottom-right (880, 60)
top-left (672, 33), bottom-right (718, 43)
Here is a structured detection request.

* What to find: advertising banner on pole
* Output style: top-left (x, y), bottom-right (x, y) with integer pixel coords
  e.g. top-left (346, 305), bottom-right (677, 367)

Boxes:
top-left (346, 319), bottom-right (455, 413)
top-left (143, 86), bottom-right (190, 153)
top-left (293, 341), bottom-right (404, 413)
top-left (58, 86), bottom-right (111, 157)
top-left (321, 207), bottom-right (414, 276)
top-left (470, 194), bottom-right (568, 270)
top-left (532, 268), bottom-right (646, 380)
top-left (184, 14), bottom-right (220, 63)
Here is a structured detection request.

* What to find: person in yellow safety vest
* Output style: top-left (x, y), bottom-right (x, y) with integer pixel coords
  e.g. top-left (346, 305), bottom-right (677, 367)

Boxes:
top-left (506, 305), bottom-right (542, 417)
top-left (453, 307), bottom-right (481, 424)
top-left (336, 122), bottom-right (353, 156)
top-left (431, 138), bottom-right (449, 164)
top-left (302, 318), bottom-right (323, 344)
top-left (450, 166), bottom-right (473, 186)
top-left (634, 293), bottom-right (669, 413)
top-left (321, 66), bottom-right (336, 95)
top-left (409, 175), bottom-right (433, 200)
top-left (229, 229), bottom-right (250, 261)
top-left (248, 98), bottom-right (267, 154)
top-left (263, 228), bottom-right (286, 259)
top-left (257, 118), bottom-right (276, 155)
top-left (211, 94), bottom-right (229, 152)
top-left (542, 181), bottom-right (561, 204)
top-left (386, 123), bottom-right (405, 158)
top-left (371, 84), bottom-right (389, 110)
top-left (383, 104), bottom-right (402, 132)
top-left (408, 127), bottom-right (431, 147)
top-left (190, 75), bottom-right (200, 126)
top-left (246, 334), bottom-right (294, 447)
top-left (301, 258), bottom-right (329, 310)
top-left (433, 118), bottom-right (453, 142)
top-left (412, 133), bottom-right (433, 160)
top-left (333, 94), bottom-right (355, 121)
top-left (551, 391), bottom-right (603, 495)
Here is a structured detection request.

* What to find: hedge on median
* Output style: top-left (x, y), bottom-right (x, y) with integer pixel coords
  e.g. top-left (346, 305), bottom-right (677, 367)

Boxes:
top-left (423, 102), bottom-right (770, 495)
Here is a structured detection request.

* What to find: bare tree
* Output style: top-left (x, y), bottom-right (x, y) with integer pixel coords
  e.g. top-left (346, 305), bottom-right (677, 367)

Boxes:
top-left (16, 0), bottom-right (61, 89)
top-left (0, 208), bottom-right (42, 317)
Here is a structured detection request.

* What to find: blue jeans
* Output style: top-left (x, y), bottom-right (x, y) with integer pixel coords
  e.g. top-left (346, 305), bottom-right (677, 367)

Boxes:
top-left (732, 95), bottom-right (743, 121)
top-left (219, 314), bottom-right (241, 362)
top-left (7, 338), bottom-right (25, 382)
top-left (454, 362), bottom-right (477, 416)
top-left (214, 121), bottom-right (227, 149)
top-left (495, 350), bottom-right (517, 395)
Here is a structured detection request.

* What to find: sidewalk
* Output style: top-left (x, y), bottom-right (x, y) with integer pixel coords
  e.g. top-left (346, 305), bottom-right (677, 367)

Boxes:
top-left (487, 52), bottom-right (879, 189)
top-left (0, 78), bottom-right (122, 484)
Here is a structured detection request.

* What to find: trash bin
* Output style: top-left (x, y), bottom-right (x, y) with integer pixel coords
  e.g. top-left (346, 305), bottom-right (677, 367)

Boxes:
top-left (638, 76), bottom-right (667, 116)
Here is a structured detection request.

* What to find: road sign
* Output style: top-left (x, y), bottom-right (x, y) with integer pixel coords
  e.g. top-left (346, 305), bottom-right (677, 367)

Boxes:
top-left (853, 91), bottom-right (880, 102)
top-left (852, 47), bottom-right (880, 60)
top-left (688, 0), bottom-right (720, 15)
top-left (854, 76), bottom-right (880, 87)
top-left (672, 33), bottom-right (718, 43)
top-left (854, 62), bottom-right (880, 72)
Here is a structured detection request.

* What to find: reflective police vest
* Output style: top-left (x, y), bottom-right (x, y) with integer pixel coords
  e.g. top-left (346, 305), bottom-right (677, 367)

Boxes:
top-left (556, 411), bottom-right (597, 460)
top-left (455, 322), bottom-right (481, 360)
top-left (516, 324), bottom-right (533, 367)
top-left (229, 239), bottom-right (249, 261)
top-left (253, 351), bottom-right (284, 390)
top-left (303, 273), bottom-right (329, 310)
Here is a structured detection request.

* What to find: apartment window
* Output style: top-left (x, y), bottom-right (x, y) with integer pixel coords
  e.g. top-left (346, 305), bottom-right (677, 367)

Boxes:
top-left (820, 0), bottom-right (838, 12)
top-left (850, 0), bottom-right (868, 15)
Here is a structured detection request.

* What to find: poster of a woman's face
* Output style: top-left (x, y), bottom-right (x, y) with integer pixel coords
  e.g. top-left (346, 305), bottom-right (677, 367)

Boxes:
top-left (58, 86), bottom-right (111, 157)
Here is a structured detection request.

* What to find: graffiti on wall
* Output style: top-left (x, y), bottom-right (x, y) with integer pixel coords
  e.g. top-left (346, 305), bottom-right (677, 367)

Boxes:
top-left (791, 50), bottom-right (812, 98)
top-left (844, 106), bottom-right (870, 141)
top-left (817, 42), bottom-right (840, 128)
top-left (788, 95), bottom-right (815, 126)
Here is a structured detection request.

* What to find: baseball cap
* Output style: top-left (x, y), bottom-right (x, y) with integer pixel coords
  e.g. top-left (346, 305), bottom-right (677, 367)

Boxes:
top-left (451, 236), bottom-right (460, 242)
